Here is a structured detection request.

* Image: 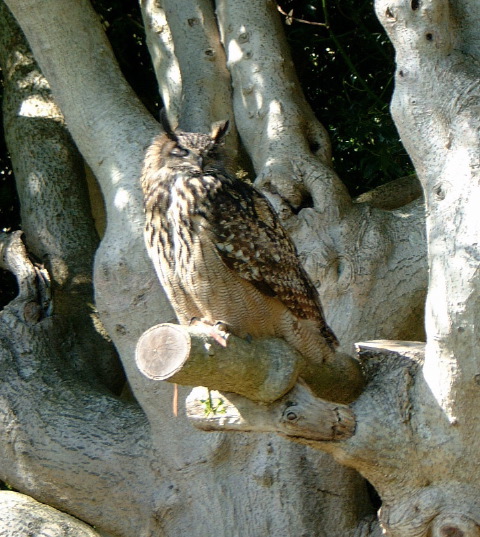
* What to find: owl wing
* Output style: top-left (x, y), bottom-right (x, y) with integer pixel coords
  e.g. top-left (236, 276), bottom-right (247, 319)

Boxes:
top-left (206, 172), bottom-right (338, 349)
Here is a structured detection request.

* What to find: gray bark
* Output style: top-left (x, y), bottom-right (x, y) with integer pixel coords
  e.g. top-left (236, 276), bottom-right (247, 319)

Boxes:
top-left (2, 0), bottom-right (468, 535)
top-left (187, 1), bottom-right (480, 536)
top-left (0, 492), bottom-right (103, 537)
top-left (0, 1), bottom-right (122, 389)
top-left (0, 1), bottom-right (376, 535)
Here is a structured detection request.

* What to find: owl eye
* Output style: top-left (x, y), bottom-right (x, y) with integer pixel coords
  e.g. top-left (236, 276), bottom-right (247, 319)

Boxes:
top-left (170, 147), bottom-right (189, 158)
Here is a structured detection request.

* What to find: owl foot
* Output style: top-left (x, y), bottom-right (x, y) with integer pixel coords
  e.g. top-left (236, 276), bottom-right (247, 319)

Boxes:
top-left (212, 321), bottom-right (230, 347)
top-left (189, 317), bottom-right (230, 347)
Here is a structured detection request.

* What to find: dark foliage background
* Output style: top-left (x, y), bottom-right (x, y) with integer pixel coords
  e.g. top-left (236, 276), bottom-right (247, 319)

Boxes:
top-left (278, 0), bottom-right (413, 193)
top-left (0, 91), bottom-right (19, 307)
top-left (0, 0), bottom-right (413, 307)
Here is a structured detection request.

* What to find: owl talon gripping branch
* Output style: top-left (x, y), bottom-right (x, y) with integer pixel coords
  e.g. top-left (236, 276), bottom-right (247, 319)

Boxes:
top-left (189, 316), bottom-right (230, 347)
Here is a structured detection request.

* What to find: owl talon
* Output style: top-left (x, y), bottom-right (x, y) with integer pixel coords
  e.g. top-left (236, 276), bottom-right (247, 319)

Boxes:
top-left (188, 318), bottom-right (230, 347)
top-left (212, 320), bottom-right (230, 347)
top-left (213, 320), bottom-right (229, 333)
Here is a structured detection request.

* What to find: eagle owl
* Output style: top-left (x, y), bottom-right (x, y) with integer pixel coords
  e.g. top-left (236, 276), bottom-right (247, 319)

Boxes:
top-left (141, 112), bottom-right (338, 365)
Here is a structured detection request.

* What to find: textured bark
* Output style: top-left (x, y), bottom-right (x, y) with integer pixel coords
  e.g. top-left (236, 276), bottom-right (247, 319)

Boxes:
top-left (373, 0), bottom-right (480, 533)
top-left (378, 0), bottom-right (480, 424)
top-left (0, 233), bottom-right (155, 536)
top-left (136, 323), bottom-right (364, 403)
top-left (0, 492), bottom-right (102, 537)
top-left (1, 1), bottom-right (376, 535)
top-left (189, 2), bottom-right (480, 537)
top-left (0, 1), bottom-right (122, 390)
top-left (4, 0), bottom-right (470, 535)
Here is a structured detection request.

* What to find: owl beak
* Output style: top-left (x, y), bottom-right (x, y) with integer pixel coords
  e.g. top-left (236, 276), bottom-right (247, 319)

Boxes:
top-left (197, 156), bottom-right (204, 168)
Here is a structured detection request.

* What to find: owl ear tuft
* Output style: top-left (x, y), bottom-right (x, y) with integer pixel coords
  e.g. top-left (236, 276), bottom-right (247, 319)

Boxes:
top-left (210, 119), bottom-right (230, 144)
top-left (160, 108), bottom-right (178, 142)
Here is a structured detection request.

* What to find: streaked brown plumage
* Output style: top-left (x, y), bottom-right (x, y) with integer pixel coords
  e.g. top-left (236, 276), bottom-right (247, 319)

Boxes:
top-left (141, 113), bottom-right (338, 364)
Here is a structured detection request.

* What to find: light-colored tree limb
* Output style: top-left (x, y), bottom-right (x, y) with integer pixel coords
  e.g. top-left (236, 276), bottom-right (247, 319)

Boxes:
top-left (139, 0), bottom-right (182, 123)
top-left (0, 2), bottom-right (97, 288)
top-left (161, 0), bottom-right (233, 132)
top-left (377, 0), bottom-right (480, 425)
top-left (216, 0), bottom-right (349, 216)
top-left (184, 340), bottom-right (422, 450)
top-left (136, 323), bottom-right (365, 403)
top-left (141, 0), bottom-right (240, 162)
top-left (1, 4), bottom-right (375, 536)
top-left (0, 492), bottom-right (103, 537)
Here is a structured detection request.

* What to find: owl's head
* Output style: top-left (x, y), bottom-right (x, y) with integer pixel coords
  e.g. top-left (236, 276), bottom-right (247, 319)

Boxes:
top-left (158, 109), bottom-right (229, 172)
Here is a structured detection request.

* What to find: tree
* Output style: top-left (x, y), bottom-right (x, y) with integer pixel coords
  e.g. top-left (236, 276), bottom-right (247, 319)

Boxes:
top-left (0, 0), bottom-right (477, 535)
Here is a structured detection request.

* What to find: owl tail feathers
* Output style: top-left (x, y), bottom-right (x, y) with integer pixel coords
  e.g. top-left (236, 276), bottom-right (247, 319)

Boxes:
top-left (280, 315), bottom-right (364, 403)
top-left (300, 351), bottom-right (365, 404)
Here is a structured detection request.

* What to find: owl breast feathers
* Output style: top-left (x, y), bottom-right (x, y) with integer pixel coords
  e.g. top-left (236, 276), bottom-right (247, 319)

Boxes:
top-left (141, 113), bottom-right (338, 364)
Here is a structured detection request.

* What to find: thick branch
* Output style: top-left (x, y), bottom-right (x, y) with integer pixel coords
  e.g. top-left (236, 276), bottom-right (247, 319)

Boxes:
top-left (162, 0), bottom-right (232, 131)
top-left (151, 0), bottom-right (241, 164)
top-left (376, 0), bottom-right (480, 422)
top-left (0, 3), bottom-right (122, 389)
top-left (136, 323), bottom-right (300, 402)
top-left (0, 1), bottom-right (98, 288)
top-left (216, 0), bottom-right (351, 215)
top-left (136, 323), bottom-right (365, 403)
top-left (192, 337), bottom-right (480, 537)
top-left (4, 0), bottom-right (177, 393)
top-left (140, 0), bottom-right (182, 122)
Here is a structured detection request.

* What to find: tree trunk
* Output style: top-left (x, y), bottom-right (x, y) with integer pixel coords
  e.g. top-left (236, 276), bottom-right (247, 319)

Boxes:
top-left (2, 0), bottom-right (470, 535)
top-left (185, 1), bottom-right (480, 536)
top-left (0, 1), bottom-right (378, 534)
